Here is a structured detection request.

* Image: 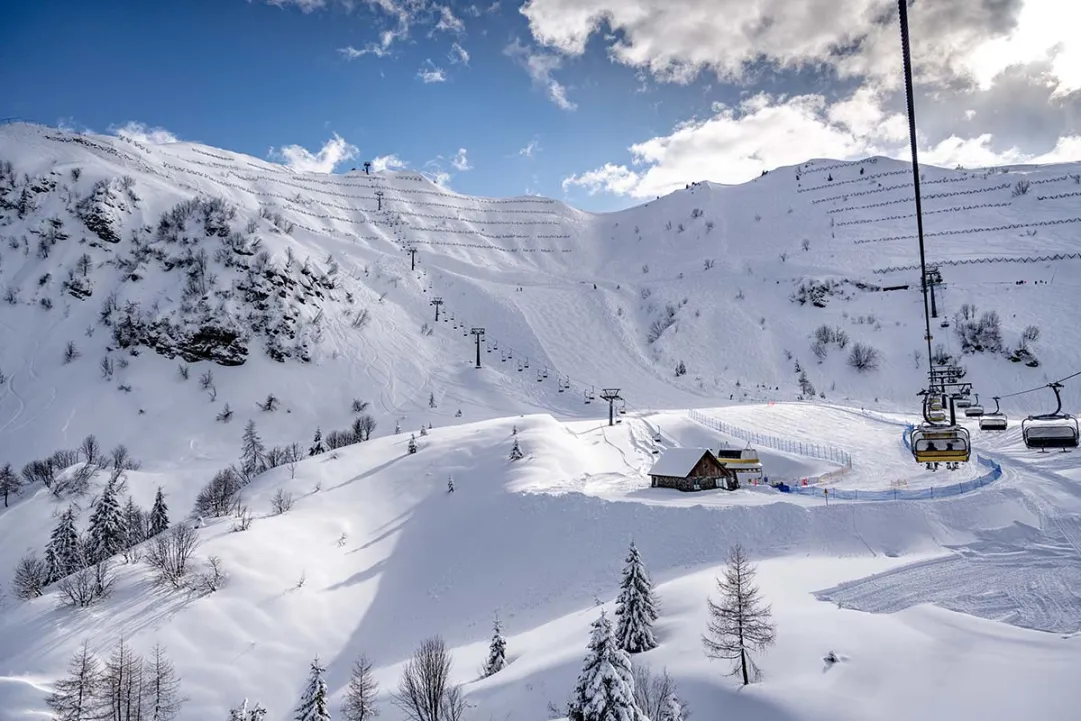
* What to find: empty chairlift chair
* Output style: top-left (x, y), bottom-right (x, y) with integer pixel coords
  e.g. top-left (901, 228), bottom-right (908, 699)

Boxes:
top-left (954, 394), bottom-right (973, 410)
top-left (1021, 383), bottom-right (1080, 452)
top-left (926, 395), bottom-right (947, 423)
top-left (979, 397), bottom-right (1008, 431)
top-left (964, 394), bottom-right (985, 418)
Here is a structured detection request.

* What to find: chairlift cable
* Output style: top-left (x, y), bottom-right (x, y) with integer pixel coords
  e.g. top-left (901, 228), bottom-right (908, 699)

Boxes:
top-left (997, 369), bottom-right (1081, 400)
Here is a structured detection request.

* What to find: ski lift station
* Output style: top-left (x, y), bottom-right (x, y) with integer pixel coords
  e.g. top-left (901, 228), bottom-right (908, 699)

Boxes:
top-left (713, 446), bottom-right (764, 484)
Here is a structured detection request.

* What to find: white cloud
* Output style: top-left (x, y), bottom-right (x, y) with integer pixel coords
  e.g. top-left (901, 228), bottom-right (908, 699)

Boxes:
top-left (111, 121), bottom-right (180, 145)
top-left (339, 40), bottom-right (393, 59)
top-left (504, 38), bottom-right (576, 110)
top-left (519, 139), bottom-right (540, 157)
top-left (418, 60), bottom-right (448, 83)
top-left (449, 42), bottom-right (470, 65)
top-left (562, 91), bottom-right (1059, 200)
top-left (1028, 135), bottom-right (1081, 164)
top-left (450, 148), bottom-right (472, 171)
top-left (426, 169), bottom-right (453, 187)
top-left (262, 0), bottom-right (328, 12)
top-left (271, 132), bottom-right (359, 173)
top-left (433, 5), bottom-right (464, 34)
top-left (371, 154), bottom-right (408, 172)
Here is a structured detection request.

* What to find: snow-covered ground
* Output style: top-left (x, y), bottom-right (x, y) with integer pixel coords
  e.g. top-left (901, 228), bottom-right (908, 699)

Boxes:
top-left (2, 125), bottom-right (1081, 720)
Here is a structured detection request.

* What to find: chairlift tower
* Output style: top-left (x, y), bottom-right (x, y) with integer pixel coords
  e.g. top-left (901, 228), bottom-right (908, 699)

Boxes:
top-left (470, 328), bottom-right (486, 369)
top-left (600, 388), bottom-right (624, 427)
top-left (407, 245), bottom-right (419, 270)
top-left (431, 297), bottom-right (444, 322)
top-left (375, 190), bottom-right (384, 211)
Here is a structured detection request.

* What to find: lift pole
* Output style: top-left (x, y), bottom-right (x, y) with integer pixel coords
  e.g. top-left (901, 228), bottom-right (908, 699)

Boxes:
top-left (431, 297), bottom-right (443, 321)
top-left (600, 388), bottom-right (623, 427)
top-left (471, 328), bottom-right (486, 368)
top-left (407, 246), bottom-right (418, 270)
top-left (375, 190), bottom-right (384, 211)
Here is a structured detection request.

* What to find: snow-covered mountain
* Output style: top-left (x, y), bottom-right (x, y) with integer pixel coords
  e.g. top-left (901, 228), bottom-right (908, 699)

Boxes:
top-left (1, 123), bottom-right (1080, 721)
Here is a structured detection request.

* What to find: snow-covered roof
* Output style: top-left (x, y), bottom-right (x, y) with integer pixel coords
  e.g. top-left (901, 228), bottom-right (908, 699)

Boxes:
top-left (648, 448), bottom-right (715, 477)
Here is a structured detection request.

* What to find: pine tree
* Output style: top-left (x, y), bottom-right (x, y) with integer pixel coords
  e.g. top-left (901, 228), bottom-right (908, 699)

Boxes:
top-left (703, 544), bottom-right (776, 685)
top-left (230, 699), bottom-right (268, 721)
top-left (0, 462), bottom-right (21, 507)
top-left (407, 434), bottom-right (417, 454)
top-left (615, 541), bottom-right (658, 653)
top-left (144, 643), bottom-right (184, 721)
top-left (419, 425), bottom-right (428, 436)
top-left (309, 428), bottom-right (325, 456)
top-left (567, 611), bottom-right (644, 721)
top-left (294, 657), bottom-right (332, 721)
top-left (241, 420), bottom-right (267, 479)
top-left (342, 655), bottom-right (379, 721)
top-left (47, 640), bottom-right (105, 721)
top-left (121, 496), bottom-right (146, 559)
top-left (46, 506), bottom-right (84, 582)
top-left (149, 486), bottom-right (169, 536)
top-left (482, 617), bottom-right (507, 677)
top-left (509, 438), bottom-right (523, 461)
top-left (660, 692), bottom-right (684, 721)
top-left (447, 477), bottom-right (454, 493)
top-left (87, 478), bottom-right (125, 564)
top-left (394, 420), bottom-right (401, 434)
top-left (428, 392), bottom-right (436, 408)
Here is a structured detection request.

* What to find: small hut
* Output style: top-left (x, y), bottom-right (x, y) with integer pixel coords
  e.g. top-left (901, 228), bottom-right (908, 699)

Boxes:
top-left (648, 448), bottom-right (738, 492)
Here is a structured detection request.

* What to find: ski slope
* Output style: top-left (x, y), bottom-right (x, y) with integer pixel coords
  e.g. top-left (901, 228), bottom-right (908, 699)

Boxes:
top-left (2, 124), bottom-right (1081, 720)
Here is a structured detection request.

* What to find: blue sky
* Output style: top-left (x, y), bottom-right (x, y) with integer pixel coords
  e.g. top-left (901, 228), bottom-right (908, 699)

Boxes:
top-left (3, 0), bottom-right (1079, 211)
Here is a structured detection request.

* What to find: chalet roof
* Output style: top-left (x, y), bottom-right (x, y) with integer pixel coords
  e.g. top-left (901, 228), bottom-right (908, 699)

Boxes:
top-left (648, 448), bottom-right (717, 478)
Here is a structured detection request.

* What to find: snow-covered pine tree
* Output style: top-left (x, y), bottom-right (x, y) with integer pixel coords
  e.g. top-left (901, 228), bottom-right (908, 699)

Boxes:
top-left (86, 478), bottom-right (125, 564)
top-left (509, 438), bottom-right (523, 461)
top-left (230, 699), bottom-right (268, 721)
top-left (447, 477), bottom-right (454, 493)
top-left (121, 496), bottom-right (146, 560)
top-left (47, 640), bottom-right (105, 721)
top-left (149, 486), bottom-right (169, 536)
top-left (394, 420), bottom-right (401, 434)
top-left (419, 425), bottom-right (428, 436)
top-left (45, 506), bottom-right (83, 582)
top-left (407, 434), bottom-right (417, 454)
top-left (567, 610), bottom-right (645, 721)
top-left (512, 425), bottom-right (517, 435)
top-left (341, 655), bottom-right (378, 721)
top-left (294, 657), bottom-right (331, 721)
top-left (615, 540), bottom-right (658, 653)
top-left (240, 420), bottom-right (267, 480)
top-left (309, 428), bottom-right (325, 456)
top-left (482, 617), bottom-right (507, 677)
top-left (661, 692), bottom-right (684, 721)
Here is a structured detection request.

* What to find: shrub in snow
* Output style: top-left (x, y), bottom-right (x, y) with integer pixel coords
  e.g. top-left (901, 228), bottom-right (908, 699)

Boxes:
top-left (392, 637), bottom-right (465, 721)
top-left (567, 610), bottom-right (645, 721)
top-left (63, 341), bottom-right (80, 363)
top-left (216, 403), bottom-right (234, 423)
top-left (953, 304), bottom-right (1002, 354)
top-left (509, 438), bottom-right (523, 460)
top-left (145, 524), bottom-right (199, 589)
top-left (632, 665), bottom-right (688, 721)
top-left (12, 553), bottom-right (49, 599)
top-left (483, 617), bottom-right (508, 677)
top-left (615, 541), bottom-right (658, 653)
top-left (343, 655), bottom-right (379, 721)
top-left (847, 343), bottom-right (880, 372)
top-left (271, 488), bottom-right (295, 515)
top-left (230, 699), bottom-right (269, 721)
top-left (194, 467), bottom-right (242, 517)
top-left (704, 544), bottom-right (775, 685)
top-left (1012, 179), bottom-right (1030, 196)
top-left (408, 434), bottom-right (418, 454)
top-left (58, 560), bottom-right (114, 607)
top-left (674, 360), bottom-right (686, 377)
top-left (259, 394), bottom-right (280, 412)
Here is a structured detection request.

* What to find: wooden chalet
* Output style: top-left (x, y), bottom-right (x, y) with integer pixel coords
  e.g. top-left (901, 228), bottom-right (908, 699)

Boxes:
top-left (648, 448), bottom-right (738, 492)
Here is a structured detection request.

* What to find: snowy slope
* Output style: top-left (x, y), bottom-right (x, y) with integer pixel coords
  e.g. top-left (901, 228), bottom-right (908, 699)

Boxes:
top-left (2, 123), bottom-right (1081, 721)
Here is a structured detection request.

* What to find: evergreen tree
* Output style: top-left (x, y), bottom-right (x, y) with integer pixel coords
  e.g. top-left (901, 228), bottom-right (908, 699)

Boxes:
top-left (230, 699), bottom-right (268, 721)
top-left (309, 428), bottom-right (325, 456)
top-left (46, 506), bottom-right (84, 582)
top-left (149, 486), bottom-right (170, 536)
top-left (241, 420), bottom-right (267, 479)
top-left (87, 478), bottom-right (125, 564)
top-left (407, 434), bottom-right (417, 454)
top-left (661, 693), bottom-right (684, 721)
top-left (419, 426), bottom-right (428, 436)
top-left (102, 637), bottom-right (145, 721)
top-left (394, 420), bottom-right (401, 434)
top-left (567, 611), bottom-right (644, 721)
top-left (121, 496), bottom-right (146, 559)
top-left (614, 541), bottom-right (658, 653)
top-left (47, 640), bottom-right (104, 721)
top-left (294, 657), bottom-right (332, 721)
top-left (341, 655), bottom-right (379, 721)
top-left (482, 617), bottom-right (507, 677)
top-left (509, 438), bottom-right (523, 461)
top-left (0, 462), bottom-right (21, 507)
top-left (447, 477), bottom-right (454, 493)
top-left (428, 392), bottom-right (436, 408)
